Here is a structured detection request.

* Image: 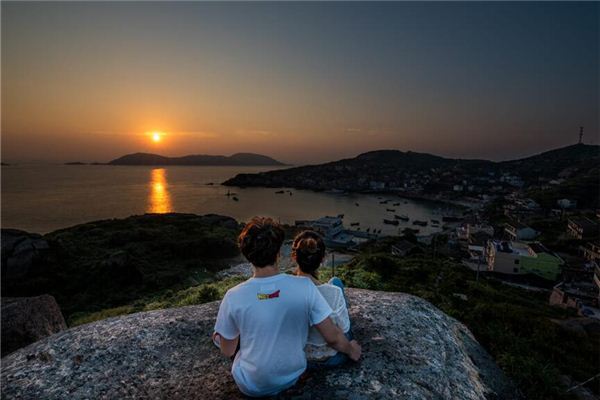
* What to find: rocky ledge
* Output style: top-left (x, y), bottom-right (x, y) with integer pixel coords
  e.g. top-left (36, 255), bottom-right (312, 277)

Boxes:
top-left (1, 289), bottom-right (517, 399)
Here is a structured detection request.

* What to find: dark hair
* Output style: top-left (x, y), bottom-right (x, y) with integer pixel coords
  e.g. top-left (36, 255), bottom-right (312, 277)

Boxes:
top-left (238, 217), bottom-right (285, 268)
top-left (292, 230), bottom-right (326, 278)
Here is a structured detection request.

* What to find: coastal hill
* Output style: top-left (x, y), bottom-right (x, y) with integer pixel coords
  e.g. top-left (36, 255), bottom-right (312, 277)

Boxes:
top-left (0, 289), bottom-right (518, 399)
top-left (108, 152), bottom-right (285, 166)
top-left (1, 214), bottom-right (241, 324)
top-left (222, 143), bottom-right (599, 207)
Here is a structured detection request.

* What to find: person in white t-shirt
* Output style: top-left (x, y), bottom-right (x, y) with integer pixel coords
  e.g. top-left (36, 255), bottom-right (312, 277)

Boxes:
top-left (213, 217), bottom-right (362, 397)
top-left (292, 230), bottom-right (352, 368)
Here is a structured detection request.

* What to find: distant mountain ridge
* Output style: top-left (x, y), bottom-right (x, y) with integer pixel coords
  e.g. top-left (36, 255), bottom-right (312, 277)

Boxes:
top-left (223, 143), bottom-right (599, 193)
top-left (108, 152), bottom-right (285, 166)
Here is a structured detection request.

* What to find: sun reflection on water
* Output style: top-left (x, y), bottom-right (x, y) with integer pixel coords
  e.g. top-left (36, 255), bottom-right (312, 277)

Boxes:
top-left (148, 168), bottom-right (172, 213)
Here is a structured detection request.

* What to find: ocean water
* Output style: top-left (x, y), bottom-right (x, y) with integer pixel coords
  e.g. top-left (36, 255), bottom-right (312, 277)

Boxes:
top-left (2, 164), bottom-right (449, 235)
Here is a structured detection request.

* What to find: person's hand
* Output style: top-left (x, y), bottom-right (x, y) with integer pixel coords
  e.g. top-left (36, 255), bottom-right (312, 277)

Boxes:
top-left (348, 340), bottom-right (361, 361)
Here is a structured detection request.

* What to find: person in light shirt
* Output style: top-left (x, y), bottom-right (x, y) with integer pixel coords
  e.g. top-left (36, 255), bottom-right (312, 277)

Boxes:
top-left (213, 217), bottom-right (361, 397)
top-left (292, 230), bottom-right (352, 368)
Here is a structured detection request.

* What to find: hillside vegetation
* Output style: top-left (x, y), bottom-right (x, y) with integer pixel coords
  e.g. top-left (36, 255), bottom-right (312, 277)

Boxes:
top-left (325, 239), bottom-right (599, 400)
top-left (2, 214), bottom-right (241, 321)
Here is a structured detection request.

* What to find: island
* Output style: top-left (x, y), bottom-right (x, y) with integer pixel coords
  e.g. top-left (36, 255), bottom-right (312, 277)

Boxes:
top-left (108, 152), bottom-right (285, 166)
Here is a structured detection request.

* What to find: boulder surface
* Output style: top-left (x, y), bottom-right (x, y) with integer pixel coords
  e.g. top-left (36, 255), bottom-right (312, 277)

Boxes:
top-left (1, 295), bottom-right (67, 356)
top-left (1, 289), bottom-right (517, 399)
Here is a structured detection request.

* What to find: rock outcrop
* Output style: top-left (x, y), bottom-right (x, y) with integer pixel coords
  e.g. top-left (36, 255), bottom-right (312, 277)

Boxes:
top-left (1, 229), bottom-right (50, 281)
top-left (1, 289), bottom-right (517, 399)
top-left (1, 295), bottom-right (67, 356)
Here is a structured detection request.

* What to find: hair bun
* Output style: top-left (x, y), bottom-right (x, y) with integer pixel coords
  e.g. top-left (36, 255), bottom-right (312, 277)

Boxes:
top-left (302, 238), bottom-right (319, 253)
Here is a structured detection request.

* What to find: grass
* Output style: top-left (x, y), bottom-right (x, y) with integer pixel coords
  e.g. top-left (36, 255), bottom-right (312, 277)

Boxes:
top-left (69, 275), bottom-right (247, 326)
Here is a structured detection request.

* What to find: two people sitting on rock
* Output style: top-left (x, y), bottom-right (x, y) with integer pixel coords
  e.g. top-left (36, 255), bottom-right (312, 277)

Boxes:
top-left (213, 217), bottom-right (361, 397)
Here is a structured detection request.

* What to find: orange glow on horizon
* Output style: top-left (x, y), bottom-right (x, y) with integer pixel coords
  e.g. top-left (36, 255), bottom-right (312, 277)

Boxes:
top-left (152, 132), bottom-right (162, 143)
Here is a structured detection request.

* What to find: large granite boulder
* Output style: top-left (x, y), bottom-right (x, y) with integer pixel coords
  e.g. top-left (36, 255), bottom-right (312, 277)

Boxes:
top-left (1, 295), bottom-right (67, 356)
top-left (1, 289), bottom-right (517, 399)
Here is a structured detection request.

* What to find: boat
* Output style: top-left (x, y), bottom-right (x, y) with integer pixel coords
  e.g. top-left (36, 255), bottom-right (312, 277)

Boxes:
top-left (350, 222), bottom-right (360, 226)
top-left (366, 228), bottom-right (370, 233)
top-left (386, 208), bottom-right (396, 212)
top-left (379, 200), bottom-right (389, 204)
top-left (383, 219), bottom-right (399, 226)
top-left (205, 182), bottom-right (214, 186)
top-left (413, 220), bottom-right (427, 226)
top-left (275, 190), bottom-right (285, 194)
top-left (442, 215), bottom-right (463, 222)
top-left (394, 214), bottom-right (409, 221)
top-left (232, 196), bottom-right (239, 201)
top-left (392, 202), bottom-right (401, 206)
top-left (337, 214), bottom-right (344, 218)
top-left (430, 219), bottom-right (440, 224)
top-left (225, 190), bottom-right (237, 197)
top-left (355, 202), bottom-right (360, 207)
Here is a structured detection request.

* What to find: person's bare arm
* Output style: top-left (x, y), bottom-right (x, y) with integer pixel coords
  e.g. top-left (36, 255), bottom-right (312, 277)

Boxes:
top-left (212, 332), bottom-right (239, 358)
top-left (314, 317), bottom-right (361, 361)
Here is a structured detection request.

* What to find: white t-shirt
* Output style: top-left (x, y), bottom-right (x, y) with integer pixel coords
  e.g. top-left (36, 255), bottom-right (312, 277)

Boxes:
top-left (305, 283), bottom-right (350, 361)
top-left (214, 274), bottom-right (333, 397)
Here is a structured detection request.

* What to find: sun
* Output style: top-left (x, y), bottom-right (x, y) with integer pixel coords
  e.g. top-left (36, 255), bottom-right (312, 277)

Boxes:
top-left (151, 132), bottom-right (162, 143)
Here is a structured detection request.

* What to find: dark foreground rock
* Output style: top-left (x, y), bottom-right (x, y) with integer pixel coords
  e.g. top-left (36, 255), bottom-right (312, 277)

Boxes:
top-left (1, 229), bottom-right (50, 281)
top-left (1, 289), bottom-right (517, 399)
top-left (1, 295), bottom-right (67, 356)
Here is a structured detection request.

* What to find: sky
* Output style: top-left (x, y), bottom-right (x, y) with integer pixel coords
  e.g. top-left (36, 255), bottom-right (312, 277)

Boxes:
top-left (2, 2), bottom-right (598, 165)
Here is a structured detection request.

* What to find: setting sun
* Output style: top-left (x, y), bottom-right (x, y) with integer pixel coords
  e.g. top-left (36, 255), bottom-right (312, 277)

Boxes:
top-left (152, 132), bottom-right (162, 143)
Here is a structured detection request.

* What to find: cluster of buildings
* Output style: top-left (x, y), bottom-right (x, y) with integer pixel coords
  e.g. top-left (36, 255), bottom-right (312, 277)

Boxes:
top-left (455, 191), bottom-right (600, 318)
top-left (294, 216), bottom-right (361, 249)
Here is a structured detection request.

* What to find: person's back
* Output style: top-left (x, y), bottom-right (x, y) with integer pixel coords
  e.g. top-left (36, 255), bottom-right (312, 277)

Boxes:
top-left (305, 282), bottom-right (350, 361)
top-left (217, 274), bottom-right (331, 396)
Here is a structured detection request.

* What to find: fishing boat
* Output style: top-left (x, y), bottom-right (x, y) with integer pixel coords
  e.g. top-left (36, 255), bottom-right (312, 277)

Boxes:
top-left (392, 202), bottom-right (401, 206)
top-left (430, 219), bottom-right (440, 224)
top-left (275, 190), bottom-right (285, 194)
top-left (366, 228), bottom-right (371, 233)
top-left (355, 202), bottom-right (360, 207)
top-left (403, 227), bottom-right (420, 234)
top-left (232, 196), bottom-right (239, 201)
top-left (337, 214), bottom-right (344, 218)
top-left (379, 200), bottom-right (389, 204)
top-left (413, 220), bottom-right (427, 226)
top-left (386, 208), bottom-right (395, 212)
top-left (225, 190), bottom-right (237, 197)
top-left (383, 219), bottom-right (399, 226)
top-left (350, 222), bottom-right (360, 226)
top-left (394, 214), bottom-right (409, 221)
top-left (442, 215), bottom-right (463, 222)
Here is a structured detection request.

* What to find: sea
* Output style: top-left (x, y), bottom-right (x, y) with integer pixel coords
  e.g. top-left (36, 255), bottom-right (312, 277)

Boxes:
top-left (1, 164), bottom-right (453, 235)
